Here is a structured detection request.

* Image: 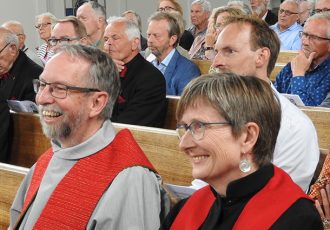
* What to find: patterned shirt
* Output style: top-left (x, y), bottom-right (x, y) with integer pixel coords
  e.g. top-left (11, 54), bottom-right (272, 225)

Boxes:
top-left (274, 56), bottom-right (330, 106)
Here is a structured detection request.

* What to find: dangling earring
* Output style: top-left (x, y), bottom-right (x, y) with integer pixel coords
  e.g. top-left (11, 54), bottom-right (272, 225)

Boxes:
top-left (239, 159), bottom-right (251, 173)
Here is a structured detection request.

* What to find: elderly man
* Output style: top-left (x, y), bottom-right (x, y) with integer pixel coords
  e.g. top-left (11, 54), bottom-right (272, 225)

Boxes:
top-left (270, 0), bottom-right (303, 50)
top-left (48, 16), bottom-right (90, 51)
top-left (0, 28), bottom-right (43, 101)
top-left (103, 17), bottom-right (166, 127)
top-left (122, 10), bottom-right (147, 51)
top-left (188, 0), bottom-right (212, 59)
top-left (147, 12), bottom-right (200, 95)
top-left (275, 13), bottom-right (330, 106)
top-left (250, 0), bottom-right (277, 25)
top-left (2, 21), bottom-right (43, 66)
top-left (77, 1), bottom-right (106, 49)
top-left (9, 44), bottom-right (169, 229)
top-left (315, 0), bottom-right (330, 13)
top-left (298, 0), bottom-right (313, 26)
top-left (211, 15), bottom-right (319, 192)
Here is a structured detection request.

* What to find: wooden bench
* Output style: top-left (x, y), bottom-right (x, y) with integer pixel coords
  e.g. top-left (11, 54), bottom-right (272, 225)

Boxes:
top-left (164, 95), bottom-right (180, 130)
top-left (300, 106), bottom-right (330, 149)
top-left (9, 112), bottom-right (193, 186)
top-left (0, 163), bottom-right (28, 229)
top-left (277, 51), bottom-right (298, 65)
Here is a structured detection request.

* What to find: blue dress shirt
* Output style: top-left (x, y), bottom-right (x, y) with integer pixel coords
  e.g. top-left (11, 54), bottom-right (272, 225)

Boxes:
top-left (270, 22), bottom-right (303, 51)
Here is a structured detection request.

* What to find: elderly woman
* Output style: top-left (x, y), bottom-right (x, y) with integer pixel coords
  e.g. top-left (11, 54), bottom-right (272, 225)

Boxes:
top-left (204, 6), bottom-right (244, 61)
top-left (163, 73), bottom-right (322, 229)
top-left (35, 12), bottom-right (57, 64)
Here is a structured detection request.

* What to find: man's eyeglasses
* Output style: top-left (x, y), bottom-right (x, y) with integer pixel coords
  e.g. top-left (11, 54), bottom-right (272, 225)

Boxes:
top-left (48, 37), bottom-right (80, 46)
top-left (279, 9), bottom-right (298, 16)
top-left (299, 31), bottom-right (330, 42)
top-left (35, 23), bottom-right (52, 29)
top-left (176, 121), bottom-right (231, 141)
top-left (0, 43), bottom-right (10, 55)
top-left (33, 79), bottom-right (101, 99)
top-left (315, 8), bottom-right (330, 14)
top-left (158, 6), bottom-right (175, 12)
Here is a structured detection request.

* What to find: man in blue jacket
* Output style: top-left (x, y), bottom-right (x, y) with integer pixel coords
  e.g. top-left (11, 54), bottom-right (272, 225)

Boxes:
top-left (146, 11), bottom-right (200, 96)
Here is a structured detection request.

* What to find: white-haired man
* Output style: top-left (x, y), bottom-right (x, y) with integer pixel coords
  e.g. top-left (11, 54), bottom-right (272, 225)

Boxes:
top-left (250, 0), bottom-right (277, 25)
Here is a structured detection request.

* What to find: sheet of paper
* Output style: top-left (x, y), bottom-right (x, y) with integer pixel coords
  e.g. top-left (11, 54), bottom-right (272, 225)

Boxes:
top-left (164, 183), bottom-right (197, 200)
top-left (281, 94), bottom-right (305, 107)
top-left (7, 100), bottom-right (38, 113)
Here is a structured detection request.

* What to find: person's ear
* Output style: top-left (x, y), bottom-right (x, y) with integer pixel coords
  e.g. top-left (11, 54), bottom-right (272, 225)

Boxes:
top-left (169, 35), bottom-right (178, 47)
top-left (240, 122), bottom-right (259, 155)
top-left (88, 91), bottom-right (109, 118)
top-left (255, 47), bottom-right (270, 68)
top-left (131, 37), bottom-right (140, 51)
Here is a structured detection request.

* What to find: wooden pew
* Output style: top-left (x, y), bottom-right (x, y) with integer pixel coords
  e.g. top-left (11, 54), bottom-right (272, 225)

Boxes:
top-left (270, 63), bottom-right (285, 82)
top-left (9, 112), bottom-right (193, 186)
top-left (277, 51), bottom-right (298, 65)
top-left (164, 95), bottom-right (180, 130)
top-left (0, 163), bottom-right (28, 229)
top-left (300, 106), bottom-right (330, 149)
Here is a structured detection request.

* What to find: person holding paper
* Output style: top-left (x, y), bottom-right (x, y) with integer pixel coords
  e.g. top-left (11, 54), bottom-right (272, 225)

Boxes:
top-left (163, 73), bottom-right (322, 229)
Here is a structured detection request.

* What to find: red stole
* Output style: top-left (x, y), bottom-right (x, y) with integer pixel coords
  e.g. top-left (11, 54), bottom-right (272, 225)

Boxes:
top-left (15, 129), bottom-right (156, 229)
top-left (170, 166), bottom-right (312, 230)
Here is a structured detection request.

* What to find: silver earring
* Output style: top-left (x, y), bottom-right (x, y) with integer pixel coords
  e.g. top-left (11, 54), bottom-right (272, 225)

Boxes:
top-left (239, 159), bottom-right (251, 173)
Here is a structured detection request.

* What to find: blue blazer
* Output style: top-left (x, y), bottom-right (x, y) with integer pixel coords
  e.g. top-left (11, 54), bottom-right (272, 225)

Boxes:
top-left (164, 49), bottom-right (200, 95)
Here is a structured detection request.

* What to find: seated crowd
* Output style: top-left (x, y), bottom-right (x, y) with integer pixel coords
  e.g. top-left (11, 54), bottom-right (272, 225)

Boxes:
top-left (1, 0), bottom-right (330, 229)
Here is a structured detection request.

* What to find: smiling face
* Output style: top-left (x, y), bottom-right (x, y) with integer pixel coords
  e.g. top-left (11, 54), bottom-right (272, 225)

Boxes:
top-left (178, 99), bottom-right (245, 193)
top-left (36, 52), bottom-right (95, 147)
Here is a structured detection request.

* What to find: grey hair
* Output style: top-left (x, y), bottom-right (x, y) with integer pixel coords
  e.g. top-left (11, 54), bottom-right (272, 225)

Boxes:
top-left (122, 10), bottom-right (143, 33)
top-left (84, 1), bottom-right (106, 18)
top-left (35, 12), bottom-right (57, 26)
top-left (57, 44), bottom-right (120, 119)
top-left (306, 12), bottom-right (330, 38)
top-left (191, 0), bottom-right (212, 13)
top-left (0, 27), bottom-right (19, 47)
top-left (299, 0), bottom-right (314, 14)
top-left (107, 17), bottom-right (141, 49)
top-left (227, 1), bottom-right (253, 14)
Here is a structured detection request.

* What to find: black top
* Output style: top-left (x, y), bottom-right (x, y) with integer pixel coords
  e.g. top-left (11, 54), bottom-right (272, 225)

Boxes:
top-left (163, 164), bottom-right (323, 230)
top-left (0, 51), bottom-right (43, 102)
top-left (111, 53), bottom-right (166, 128)
top-left (140, 34), bottom-right (148, 51)
top-left (0, 92), bottom-right (10, 162)
top-left (179, 30), bottom-right (194, 51)
top-left (265, 10), bottom-right (278, 26)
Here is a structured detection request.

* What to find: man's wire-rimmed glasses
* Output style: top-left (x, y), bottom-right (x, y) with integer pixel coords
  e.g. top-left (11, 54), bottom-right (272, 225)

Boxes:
top-left (48, 37), bottom-right (81, 46)
top-left (176, 120), bottom-right (231, 141)
top-left (0, 43), bottom-right (10, 55)
top-left (33, 79), bottom-right (101, 99)
top-left (299, 31), bottom-right (330, 42)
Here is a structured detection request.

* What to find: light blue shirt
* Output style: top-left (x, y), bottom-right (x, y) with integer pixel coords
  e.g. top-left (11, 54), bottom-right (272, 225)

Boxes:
top-left (151, 49), bottom-right (175, 75)
top-left (270, 22), bottom-right (303, 50)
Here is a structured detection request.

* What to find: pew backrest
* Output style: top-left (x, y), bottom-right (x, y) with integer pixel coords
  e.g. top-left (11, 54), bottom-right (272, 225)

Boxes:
top-left (164, 95), bottom-right (180, 130)
top-left (0, 163), bottom-right (28, 229)
top-left (300, 106), bottom-right (330, 149)
top-left (276, 51), bottom-right (298, 65)
top-left (9, 112), bottom-right (193, 186)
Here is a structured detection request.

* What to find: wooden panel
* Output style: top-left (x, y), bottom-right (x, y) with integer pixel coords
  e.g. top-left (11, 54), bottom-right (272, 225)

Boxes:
top-left (164, 95), bottom-right (180, 130)
top-left (192, 59), bottom-right (212, 75)
top-left (276, 51), bottom-right (298, 64)
top-left (300, 106), bottom-right (330, 149)
top-left (9, 112), bottom-right (193, 185)
top-left (270, 63), bottom-right (285, 82)
top-left (0, 163), bottom-right (28, 229)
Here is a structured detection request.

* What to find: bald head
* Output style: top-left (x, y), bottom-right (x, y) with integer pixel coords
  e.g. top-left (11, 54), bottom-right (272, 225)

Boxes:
top-left (1, 21), bottom-right (25, 49)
